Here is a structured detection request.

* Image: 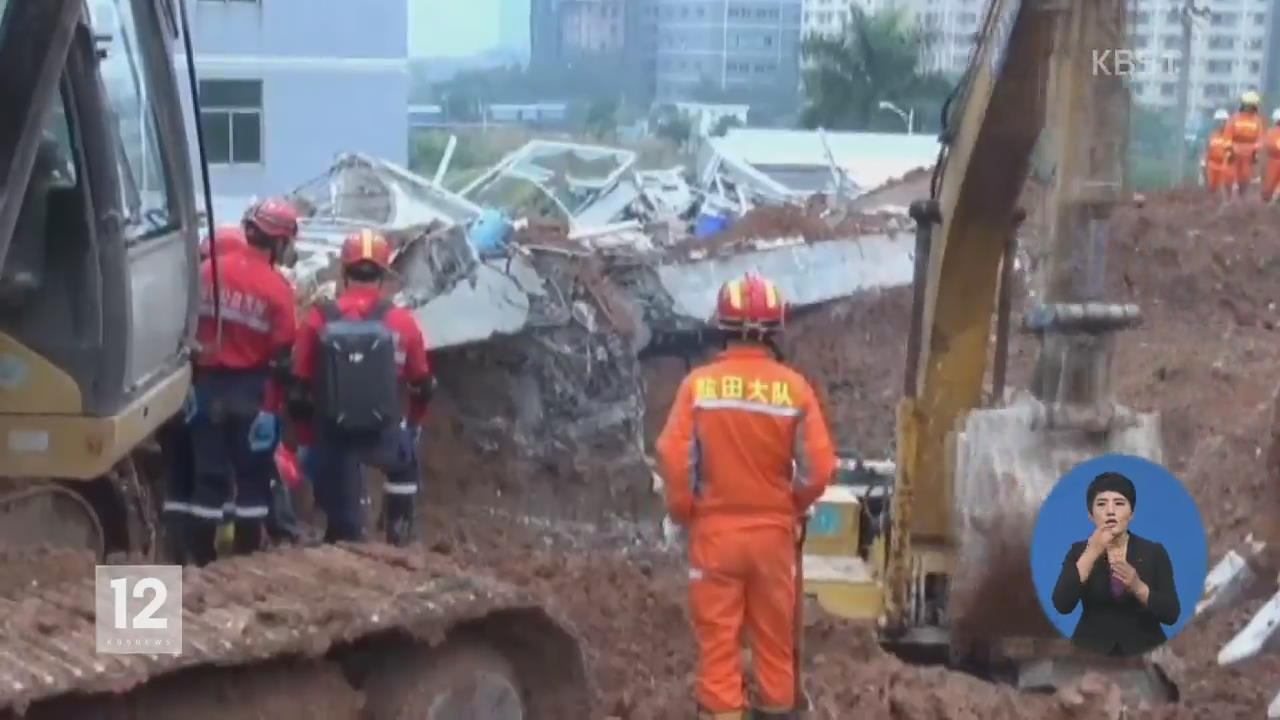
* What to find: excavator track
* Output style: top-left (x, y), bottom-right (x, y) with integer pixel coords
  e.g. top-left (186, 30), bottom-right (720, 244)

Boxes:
top-left (0, 484), bottom-right (105, 559)
top-left (0, 543), bottom-right (593, 719)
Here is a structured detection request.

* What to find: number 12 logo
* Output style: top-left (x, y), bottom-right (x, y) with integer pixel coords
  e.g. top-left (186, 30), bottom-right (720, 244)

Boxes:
top-left (109, 576), bottom-right (169, 630)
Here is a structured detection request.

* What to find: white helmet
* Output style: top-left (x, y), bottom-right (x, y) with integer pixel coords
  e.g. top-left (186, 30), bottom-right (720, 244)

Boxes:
top-left (1214, 108), bottom-right (1230, 121)
top-left (1272, 108), bottom-right (1280, 122)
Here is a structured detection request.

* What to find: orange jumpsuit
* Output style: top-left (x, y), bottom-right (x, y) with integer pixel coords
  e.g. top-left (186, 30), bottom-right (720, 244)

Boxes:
top-left (1262, 126), bottom-right (1280, 201)
top-left (1226, 110), bottom-right (1265, 193)
top-left (656, 343), bottom-right (836, 715)
top-left (1204, 127), bottom-right (1235, 193)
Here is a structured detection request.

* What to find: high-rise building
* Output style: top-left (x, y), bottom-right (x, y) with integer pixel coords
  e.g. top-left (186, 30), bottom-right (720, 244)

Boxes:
top-left (643, 0), bottom-right (805, 103)
top-left (498, 0), bottom-right (532, 64)
top-left (1125, 0), bottom-right (1271, 120)
top-left (828, 0), bottom-right (1277, 127)
top-left (801, 0), bottom-right (888, 38)
top-left (1264, 0), bottom-right (1280, 113)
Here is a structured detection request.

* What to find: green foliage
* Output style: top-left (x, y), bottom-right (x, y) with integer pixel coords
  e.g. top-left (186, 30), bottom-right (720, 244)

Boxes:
top-left (1126, 103), bottom-right (1198, 191)
top-left (799, 6), bottom-right (954, 133)
top-left (583, 98), bottom-right (620, 140)
top-left (652, 104), bottom-right (693, 148)
top-left (711, 115), bottom-right (744, 137)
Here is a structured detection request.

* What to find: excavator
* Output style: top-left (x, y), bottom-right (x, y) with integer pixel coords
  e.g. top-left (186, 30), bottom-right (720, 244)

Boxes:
top-left (0, 1), bottom-right (589, 717)
top-left (802, 0), bottom-right (1182, 706)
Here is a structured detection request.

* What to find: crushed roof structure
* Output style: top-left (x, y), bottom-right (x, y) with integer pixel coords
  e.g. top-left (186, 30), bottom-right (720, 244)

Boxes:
top-left (459, 140), bottom-right (639, 231)
top-left (698, 128), bottom-right (942, 205)
top-left (273, 138), bottom-right (930, 496)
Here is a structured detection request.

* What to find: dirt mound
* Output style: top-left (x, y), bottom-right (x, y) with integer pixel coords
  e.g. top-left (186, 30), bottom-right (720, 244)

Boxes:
top-left (404, 190), bottom-right (1280, 717)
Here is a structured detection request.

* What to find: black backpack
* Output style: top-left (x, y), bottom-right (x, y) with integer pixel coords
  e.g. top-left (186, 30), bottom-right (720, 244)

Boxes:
top-left (313, 299), bottom-right (402, 437)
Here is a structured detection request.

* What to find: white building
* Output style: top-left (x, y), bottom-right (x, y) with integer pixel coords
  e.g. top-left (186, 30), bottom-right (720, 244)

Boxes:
top-left (176, 0), bottom-right (410, 221)
top-left (802, 0), bottom-right (884, 38)
top-left (821, 0), bottom-right (1277, 126)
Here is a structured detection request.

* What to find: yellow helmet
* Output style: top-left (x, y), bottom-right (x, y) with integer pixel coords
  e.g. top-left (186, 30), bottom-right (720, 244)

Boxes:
top-left (1241, 90), bottom-right (1261, 107)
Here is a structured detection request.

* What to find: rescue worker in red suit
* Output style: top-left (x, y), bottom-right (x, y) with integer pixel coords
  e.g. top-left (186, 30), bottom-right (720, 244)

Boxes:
top-left (160, 224), bottom-right (250, 563)
top-left (185, 199), bottom-right (299, 565)
top-left (1225, 90), bottom-right (1266, 198)
top-left (289, 230), bottom-right (433, 546)
top-left (656, 272), bottom-right (837, 720)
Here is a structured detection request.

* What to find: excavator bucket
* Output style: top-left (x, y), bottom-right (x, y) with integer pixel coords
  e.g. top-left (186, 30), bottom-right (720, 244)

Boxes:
top-left (949, 392), bottom-right (1164, 642)
top-left (948, 392), bottom-right (1175, 702)
top-left (1197, 534), bottom-right (1273, 619)
top-left (1218, 586), bottom-right (1280, 718)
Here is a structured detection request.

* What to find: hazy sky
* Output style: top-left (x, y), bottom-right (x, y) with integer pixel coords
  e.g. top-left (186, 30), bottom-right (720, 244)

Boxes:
top-left (413, 0), bottom-right (500, 57)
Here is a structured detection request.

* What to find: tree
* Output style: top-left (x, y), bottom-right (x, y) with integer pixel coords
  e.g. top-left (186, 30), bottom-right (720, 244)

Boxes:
top-left (799, 7), bottom-right (953, 132)
top-left (584, 98), bottom-right (619, 140)
top-left (652, 105), bottom-right (693, 148)
top-left (710, 115), bottom-right (743, 137)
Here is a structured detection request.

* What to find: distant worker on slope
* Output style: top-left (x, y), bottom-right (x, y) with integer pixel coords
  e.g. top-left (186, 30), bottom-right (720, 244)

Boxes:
top-left (290, 229), bottom-right (433, 546)
top-left (184, 199), bottom-right (299, 565)
top-left (1203, 109), bottom-right (1235, 200)
top-left (1225, 90), bottom-right (1266, 199)
top-left (1262, 108), bottom-right (1280, 204)
top-left (656, 272), bottom-right (837, 720)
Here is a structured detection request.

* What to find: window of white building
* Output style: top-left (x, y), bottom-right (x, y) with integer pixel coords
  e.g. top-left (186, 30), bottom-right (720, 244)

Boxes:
top-left (199, 79), bottom-right (263, 166)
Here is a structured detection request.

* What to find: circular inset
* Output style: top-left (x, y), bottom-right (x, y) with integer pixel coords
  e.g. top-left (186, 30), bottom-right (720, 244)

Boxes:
top-left (1030, 453), bottom-right (1208, 657)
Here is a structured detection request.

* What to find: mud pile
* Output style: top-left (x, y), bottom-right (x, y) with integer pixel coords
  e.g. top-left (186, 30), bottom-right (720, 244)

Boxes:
top-left (410, 188), bottom-right (1280, 717)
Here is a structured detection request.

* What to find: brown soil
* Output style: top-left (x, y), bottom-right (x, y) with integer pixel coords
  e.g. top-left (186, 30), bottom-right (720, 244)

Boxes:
top-left (414, 188), bottom-right (1280, 717)
top-left (6, 189), bottom-right (1280, 718)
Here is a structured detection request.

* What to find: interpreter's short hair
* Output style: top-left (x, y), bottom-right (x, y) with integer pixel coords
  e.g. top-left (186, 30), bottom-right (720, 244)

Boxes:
top-left (1086, 471), bottom-right (1137, 511)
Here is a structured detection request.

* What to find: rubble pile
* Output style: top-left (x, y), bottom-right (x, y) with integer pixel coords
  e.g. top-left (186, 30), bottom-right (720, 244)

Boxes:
top-left (280, 147), bottom-right (925, 521)
top-left (259, 136), bottom-right (1280, 715)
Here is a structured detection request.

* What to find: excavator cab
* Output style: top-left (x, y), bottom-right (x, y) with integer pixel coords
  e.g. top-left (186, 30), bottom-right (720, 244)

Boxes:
top-left (0, 0), bottom-right (200, 559)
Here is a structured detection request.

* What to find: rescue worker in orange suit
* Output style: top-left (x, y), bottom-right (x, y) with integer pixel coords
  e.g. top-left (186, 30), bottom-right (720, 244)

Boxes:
top-left (184, 199), bottom-right (299, 566)
top-left (289, 230), bottom-right (433, 546)
top-left (1203, 108), bottom-right (1235, 199)
top-left (1226, 90), bottom-right (1266, 198)
top-left (656, 272), bottom-right (837, 720)
top-left (1262, 108), bottom-right (1280, 204)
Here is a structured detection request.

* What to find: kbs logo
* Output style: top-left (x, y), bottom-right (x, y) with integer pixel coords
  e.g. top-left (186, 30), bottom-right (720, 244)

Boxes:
top-left (1092, 49), bottom-right (1178, 78)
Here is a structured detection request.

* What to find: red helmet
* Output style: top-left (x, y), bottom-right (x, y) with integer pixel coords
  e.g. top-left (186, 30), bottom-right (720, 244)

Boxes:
top-left (243, 196), bottom-right (298, 244)
top-left (200, 224), bottom-right (249, 259)
top-left (340, 228), bottom-right (393, 272)
top-left (713, 272), bottom-right (785, 332)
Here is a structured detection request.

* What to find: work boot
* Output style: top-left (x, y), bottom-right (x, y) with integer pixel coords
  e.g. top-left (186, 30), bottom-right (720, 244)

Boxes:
top-left (233, 519), bottom-right (265, 555)
top-left (162, 513), bottom-right (188, 564)
top-left (383, 497), bottom-right (416, 547)
top-left (185, 519), bottom-right (219, 567)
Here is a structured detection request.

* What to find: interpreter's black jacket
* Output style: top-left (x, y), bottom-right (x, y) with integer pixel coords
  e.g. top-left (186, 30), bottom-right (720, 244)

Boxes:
top-left (1051, 532), bottom-right (1180, 657)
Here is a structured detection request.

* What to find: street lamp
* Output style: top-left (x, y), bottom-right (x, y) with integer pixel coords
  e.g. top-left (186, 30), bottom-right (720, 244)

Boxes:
top-left (877, 100), bottom-right (914, 134)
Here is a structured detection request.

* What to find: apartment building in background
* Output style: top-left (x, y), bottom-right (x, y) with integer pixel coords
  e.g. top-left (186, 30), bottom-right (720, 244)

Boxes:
top-left (642, 0), bottom-right (805, 102)
top-left (886, 0), bottom-right (1278, 127)
top-left (177, 0), bottom-right (410, 219)
top-left (531, 0), bottom-right (625, 65)
top-left (1124, 0), bottom-right (1274, 121)
top-left (1265, 0), bottom-right (1280, 111)
top-left (802, 0), bottom-right (887, 38)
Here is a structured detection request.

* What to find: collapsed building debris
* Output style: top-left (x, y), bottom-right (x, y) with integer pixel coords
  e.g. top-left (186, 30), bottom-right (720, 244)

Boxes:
top-left (277, 152), bottom-right (926, 517)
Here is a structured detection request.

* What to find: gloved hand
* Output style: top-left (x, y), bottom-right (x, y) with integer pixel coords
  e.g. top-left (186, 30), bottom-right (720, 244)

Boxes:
top-left (247, 411), bottom-right (279, 452)
top-left (400, 419), bottom-right (422, 445)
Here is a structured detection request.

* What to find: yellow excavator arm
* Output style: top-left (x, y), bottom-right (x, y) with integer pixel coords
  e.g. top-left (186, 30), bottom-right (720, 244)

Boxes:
top-left (810, 0), bottom-right (1173, 702)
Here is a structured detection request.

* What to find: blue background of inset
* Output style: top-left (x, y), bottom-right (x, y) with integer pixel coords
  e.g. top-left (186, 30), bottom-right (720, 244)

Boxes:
top-left (1029, 453), bottom-right (1209, 641)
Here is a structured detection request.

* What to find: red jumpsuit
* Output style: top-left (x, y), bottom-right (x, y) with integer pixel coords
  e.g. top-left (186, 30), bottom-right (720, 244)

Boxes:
top-left (1226, 110), bottom-right (1265, 194)
top-left (292, 284), bottom-right (431, 543)
top-left (186, 245), bottom-right (297, 563)
top-left (656, 343), bottom-right (836, 715)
